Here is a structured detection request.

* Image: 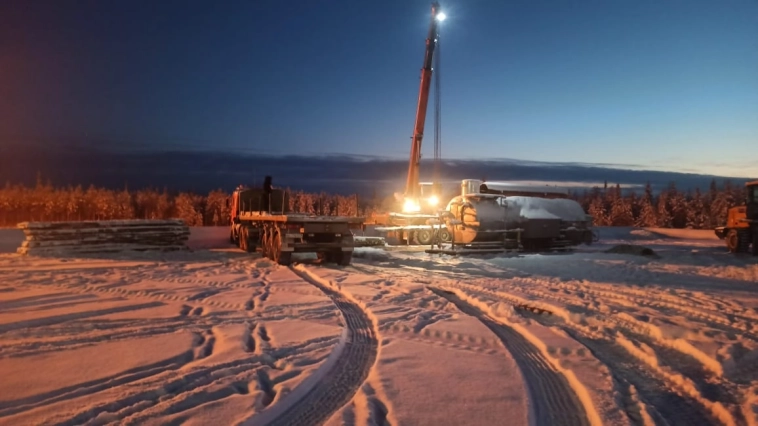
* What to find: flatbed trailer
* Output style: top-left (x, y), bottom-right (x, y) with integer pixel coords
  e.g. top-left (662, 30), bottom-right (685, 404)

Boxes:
top-left (367, 211), bottom-right (452, 245)
top-left (229, 184), bottom-right (365, 266)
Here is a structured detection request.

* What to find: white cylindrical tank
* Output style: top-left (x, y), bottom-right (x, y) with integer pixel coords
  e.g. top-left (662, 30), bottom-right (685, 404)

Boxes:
top-left (445, 195), bottom-right (511, 244)
top-left (501, 196), bottom-right (588, 222)
top-left (443, 194), bottom-right (592, 246)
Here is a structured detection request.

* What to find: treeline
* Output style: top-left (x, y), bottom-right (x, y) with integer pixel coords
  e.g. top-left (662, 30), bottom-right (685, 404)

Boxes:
top-left (571, 180), bottom-right (746, 229)
top-left (0, 178), bottom-right (362, 227)
top-left (0, 177), bottom-right (748, 229)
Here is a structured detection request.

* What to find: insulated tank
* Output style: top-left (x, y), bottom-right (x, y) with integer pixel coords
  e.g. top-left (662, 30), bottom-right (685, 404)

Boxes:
top-left (445, 195), bottom-right (510, 244)
top-left (444, 193), bottom-right (592, 246)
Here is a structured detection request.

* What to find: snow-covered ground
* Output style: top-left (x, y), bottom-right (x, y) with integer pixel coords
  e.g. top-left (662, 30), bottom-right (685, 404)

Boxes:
top-left (1, 226), bottom-right (756, 426)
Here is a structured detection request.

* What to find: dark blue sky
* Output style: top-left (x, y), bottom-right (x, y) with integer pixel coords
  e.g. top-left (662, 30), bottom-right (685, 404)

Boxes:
top-left (1, 0), bottom-right (757, 179)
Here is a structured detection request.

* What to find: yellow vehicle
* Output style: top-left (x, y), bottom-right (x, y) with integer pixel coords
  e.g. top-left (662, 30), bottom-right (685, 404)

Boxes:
top-left (715, 180), bottom-right (758, 255)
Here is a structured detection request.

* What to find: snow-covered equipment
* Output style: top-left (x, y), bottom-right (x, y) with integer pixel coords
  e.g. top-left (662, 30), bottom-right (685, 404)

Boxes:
top-left (434, 179), bottom-right (594, 252)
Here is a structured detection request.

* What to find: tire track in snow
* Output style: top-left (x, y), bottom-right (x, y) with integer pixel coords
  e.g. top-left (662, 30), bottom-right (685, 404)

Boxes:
top-left (428, 286), bottom-right (590, 426)
top-left (242, 265), bottom-right (379, 426)
top-left (443, 279), bottom-right (741, 424)
top-left (358, 257), bottom-right (758, 338)
top-left (562, 328), bottom-right (720, 426)
top-left (446, 277), bottom-right (731, 425)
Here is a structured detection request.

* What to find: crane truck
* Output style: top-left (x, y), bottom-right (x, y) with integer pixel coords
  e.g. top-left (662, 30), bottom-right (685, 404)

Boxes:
top-left (715, 180), bottom-right (758, 255)
top-left (368, 2), bottom-right (451, 246)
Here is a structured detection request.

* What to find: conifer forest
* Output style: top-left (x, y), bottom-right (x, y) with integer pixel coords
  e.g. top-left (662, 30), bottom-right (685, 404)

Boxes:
top-left (0, 177), bottom-right (749, 230)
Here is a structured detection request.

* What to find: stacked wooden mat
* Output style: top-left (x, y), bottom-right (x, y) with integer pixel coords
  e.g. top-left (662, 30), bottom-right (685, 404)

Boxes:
top-left (16, 219), bottom-right (190, 255)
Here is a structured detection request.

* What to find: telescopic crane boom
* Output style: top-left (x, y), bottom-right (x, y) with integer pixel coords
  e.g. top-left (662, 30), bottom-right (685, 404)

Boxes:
top-left (403, 2), bottom-right (445, 212)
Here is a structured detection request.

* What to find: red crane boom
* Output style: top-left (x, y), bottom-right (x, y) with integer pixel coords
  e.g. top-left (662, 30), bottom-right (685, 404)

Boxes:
top-left (403, 2), bottom-right (444, 211)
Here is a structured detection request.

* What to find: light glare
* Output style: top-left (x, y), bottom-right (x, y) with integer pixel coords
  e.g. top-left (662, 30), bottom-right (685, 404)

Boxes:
top-left (436, 12), bottom-right (446, 22)
top-left (403, 198), bottom-right (421, 213)
top-left (428, 195), bottom-right (439, 206)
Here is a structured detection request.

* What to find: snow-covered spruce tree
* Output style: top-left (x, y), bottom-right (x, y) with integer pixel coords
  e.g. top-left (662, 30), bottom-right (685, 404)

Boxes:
top-left (0, 185), bottom-right (11, 226)
top-left (707, 179), bottom-right (722, 228)
top-left (336, 195), bottom-right (357, 216)
top-left (115, 188), bottom-right (135, 220)
top-left (588, 196), bottom-right (610, 226)
top-left (135, 189), bottom-right (160, 220)
top-left (174, 193), bottom-right (203, 226)
top-left (728, 180), bottom-right (744, 209)
top-left (156, 190), bottom-right (174, 220)
top-left (656, 191), bottom-right (672, 228)
top-left (686, 188), bottom-right (708, 229)
top-left (609, 185), bottom-right (634, 226)
top-left (666, 183), bottom-right (688, 228)
top-left (634, 183), bottom-right (657, 227)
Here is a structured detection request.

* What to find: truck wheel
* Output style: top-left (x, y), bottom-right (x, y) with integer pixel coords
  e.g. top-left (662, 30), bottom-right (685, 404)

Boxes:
top-left (261, 227), bottom-right (270, 258)
top-left (333, 251), bottom-right (352, 266)
top-left (729, 230), bottom-right (751, 253)
top-left (242, 227), bottom-right (255, 253)
top-left (266, 227), bottom-right (276, 260)
top-left (273, 229), bottom-right (291, 265)
top-left (726, 230), bottom-right (740, 253)
top-left (438, 228), bottom-right (452, 244)
top-left (240, 227), bottom-right (249, 252)
top-left (415, 228), bottom-right (434, 245)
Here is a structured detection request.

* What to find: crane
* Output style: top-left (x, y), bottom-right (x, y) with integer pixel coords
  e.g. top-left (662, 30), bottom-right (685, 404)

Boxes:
top-left (402, 1), bottom-right (446, 213)
top-left (367, 2), bottom-right (449, 245)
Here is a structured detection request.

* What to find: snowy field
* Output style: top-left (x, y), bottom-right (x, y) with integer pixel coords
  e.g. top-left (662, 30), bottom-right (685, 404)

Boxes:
top-left (1, 226), bottom-right (757, 426)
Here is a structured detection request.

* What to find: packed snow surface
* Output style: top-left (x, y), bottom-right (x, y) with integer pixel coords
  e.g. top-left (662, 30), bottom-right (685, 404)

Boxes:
top-left (0, 226), bottom-right (757, 426)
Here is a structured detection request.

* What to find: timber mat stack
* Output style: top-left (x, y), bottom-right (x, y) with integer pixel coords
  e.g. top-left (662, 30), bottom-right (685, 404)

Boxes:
top-left (16, 219), bottom-right (190, 256)
top-left (353, 236), bottom-right (387, 247)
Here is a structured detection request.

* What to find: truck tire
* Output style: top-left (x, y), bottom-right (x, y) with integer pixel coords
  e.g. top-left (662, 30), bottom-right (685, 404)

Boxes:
top-left (260, 227), bottom-right (267, 258)
top-left (415, 228), bottom-right (434, 245)
top-left (240, 227), bottom-right (249, 252)
top-left (726, 229), bottom-right (740, 253)
top-left (437, 228), bottom-right (452, 244)
top-left (333, 251), bottom-right (352, 266)
top-left (262, 227), bottom-right (272, 259)
top-left (272, 228), bottom-right (292, 265)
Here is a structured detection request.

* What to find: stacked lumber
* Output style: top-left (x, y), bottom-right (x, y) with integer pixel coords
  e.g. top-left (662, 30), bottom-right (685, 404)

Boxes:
top-left (16, 219), bottom-right (190, 255)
